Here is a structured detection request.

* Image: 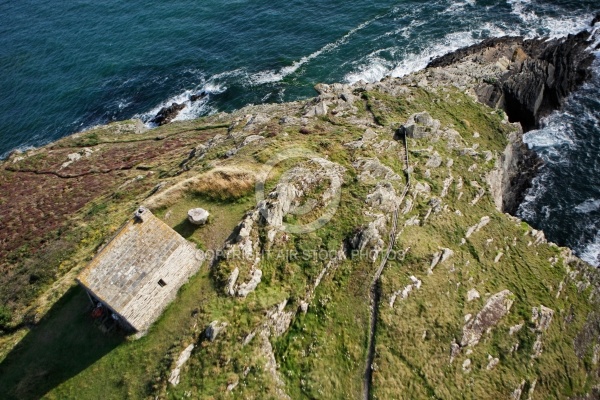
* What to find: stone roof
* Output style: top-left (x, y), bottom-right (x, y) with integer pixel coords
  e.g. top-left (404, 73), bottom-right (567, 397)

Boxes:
top-left (77, 207), bottom-right (203, 332)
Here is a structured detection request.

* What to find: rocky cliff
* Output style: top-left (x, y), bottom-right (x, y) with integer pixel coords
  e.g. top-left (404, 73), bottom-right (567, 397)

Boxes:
top-left (427, 30), bottom-right (596, 214)
top-left (0, 22), bottom-right (599, 400)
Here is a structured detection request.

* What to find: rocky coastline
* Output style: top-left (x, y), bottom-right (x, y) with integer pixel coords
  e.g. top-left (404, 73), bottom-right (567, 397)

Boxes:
top-left (1, 17), bottom-right (600, 399)
top-left (427, 28), bottom-right (597, 213)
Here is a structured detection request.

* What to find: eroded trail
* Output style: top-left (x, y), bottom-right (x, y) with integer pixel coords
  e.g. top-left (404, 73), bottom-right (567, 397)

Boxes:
top-left (363, 134), bottom-right (410, 399)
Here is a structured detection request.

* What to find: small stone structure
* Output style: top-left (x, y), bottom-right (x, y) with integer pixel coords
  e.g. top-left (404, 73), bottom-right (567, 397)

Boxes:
top-left (187, 208), bottom-right (210, 225)
top-left (77, 207), bottom-right (203, 333)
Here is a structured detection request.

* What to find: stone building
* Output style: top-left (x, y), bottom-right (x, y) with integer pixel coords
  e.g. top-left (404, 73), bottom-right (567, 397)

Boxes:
top-left (77, 207), bottom-right (203, 333)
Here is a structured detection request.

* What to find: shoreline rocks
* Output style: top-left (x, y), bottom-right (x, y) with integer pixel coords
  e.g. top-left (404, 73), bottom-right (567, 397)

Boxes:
top-left (428, 27), bottom-right (596, 214)
top-left (428, 31), bottom-right (595, 132)
top-left (150, 102), bottom-right (185, 126)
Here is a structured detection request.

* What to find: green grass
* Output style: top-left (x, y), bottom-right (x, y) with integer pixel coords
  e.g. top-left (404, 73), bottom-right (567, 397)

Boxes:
top-left (1, 80), bottom-right (599, 400)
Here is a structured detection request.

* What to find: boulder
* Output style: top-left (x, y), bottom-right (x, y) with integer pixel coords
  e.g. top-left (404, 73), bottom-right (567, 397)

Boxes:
top-left (188, 208), bottom-right (210, 225)
top-left (425, 151), bottom-right (443, 168)
top-left (205, 320), bottom-right (228, 341)
top-left (461, 290), bottom-right (514, 347)
top-left (467, 289), bottom-right (480, 302)
top-left (399, 112), bottom-right (441, 139)
top-left (150, 102), bottom-right (185, 126)
top-left (242, 135), bottom-right (264, 146)
top-left (190, 91), bottom-right (207, 101)
top-left (531, 305), bottom-right (554, 332)
top-left (168, 344), bottom-right (195, 386)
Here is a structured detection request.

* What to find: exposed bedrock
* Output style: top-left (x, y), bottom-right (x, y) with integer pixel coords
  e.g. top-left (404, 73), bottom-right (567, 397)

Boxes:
top-left (150, 102), bottom-right (185, 126)
top-left (428, 31), bottom-right (595, 131)
top-left (428, 26), bottom-right (596, 214)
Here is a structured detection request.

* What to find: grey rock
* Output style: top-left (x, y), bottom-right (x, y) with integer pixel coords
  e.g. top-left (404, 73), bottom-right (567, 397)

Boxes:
top-left (227, 267), bottom-right (239, 296)
top-left (426, 151), bottom-right (443, 168)
top-left (168, 344), bottom-right (195, 386)
top-left (461, 289), bottom-right (514, 347)
top-left (242, 134), bottom-right (264, 146)
top-left (237, 269), bottom-right (262, 297)
top-left (206, 320), bottom-right (228, 341)
top-left (400, 112), bottom-right (441, 139)
top-left (187, 208), bottom-right (210, 225)
top-left (531, 305), bottom-right (554, 332)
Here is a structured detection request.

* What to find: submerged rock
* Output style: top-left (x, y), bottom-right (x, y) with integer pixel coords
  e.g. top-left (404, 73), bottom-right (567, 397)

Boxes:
top-left (150, 102), bottom-right (185, 126)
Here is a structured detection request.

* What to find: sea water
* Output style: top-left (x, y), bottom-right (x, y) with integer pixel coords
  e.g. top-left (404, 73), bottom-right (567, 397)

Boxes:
top-left (0, 0), bottom-right (598, 263)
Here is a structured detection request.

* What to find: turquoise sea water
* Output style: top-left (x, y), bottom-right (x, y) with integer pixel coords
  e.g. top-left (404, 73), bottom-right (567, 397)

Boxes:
top-left (0, 0), bottom-right (598, 262)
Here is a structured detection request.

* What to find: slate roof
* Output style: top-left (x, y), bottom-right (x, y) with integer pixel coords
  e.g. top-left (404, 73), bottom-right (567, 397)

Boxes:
top-left (77, 207), bottom-right (203, 332)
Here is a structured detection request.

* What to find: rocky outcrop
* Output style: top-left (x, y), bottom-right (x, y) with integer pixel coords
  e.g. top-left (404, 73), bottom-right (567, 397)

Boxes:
top-left (398, 112), bottom-right (440, 139)
top-left (428, 29), bottom-right (596, 214)
top-left (486, 128), bottom-right (543, 214)
top-left (428, 32), bottom-right (595, 131)
top-left (236, 269), bottom-right (262, 298)
top-left (465, 216), bottom-right (491, 238)
top-left (150, 102), bottom-right (185, 126)
top-left (205, 320), bottom-right (228, 341)
top-left (461, 290), bottom-right (514, 347)
top-left (168, 344), bottom-right (195, 386)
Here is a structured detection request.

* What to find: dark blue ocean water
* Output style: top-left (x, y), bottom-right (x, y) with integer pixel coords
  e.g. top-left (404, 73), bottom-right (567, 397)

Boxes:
top-left (0, 0), bottom-right (598, 263)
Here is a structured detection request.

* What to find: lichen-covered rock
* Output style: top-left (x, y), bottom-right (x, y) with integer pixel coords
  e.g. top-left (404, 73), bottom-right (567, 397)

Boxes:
top-left (531, 305), bottom-right (554, 332)
top-left (205, 320), bottom-right (228, 341)
top-left (461, 290), bottom-right (514, 347)
top-left (226, 267), bottom-right (239, 296)
top-left (168, 344), bottom-right (195, 386)
top-left (353, 157), bottom-right (401, 184)
top-left (151, 102), bottom-right (185, 126)
top-left (486, 355), bottom-right (500, 370)
top-left (242, 134), bottom-right (264, 146)
top-left (237, 269), bottom-right (262, 297)
top-left (366, 183), bottom-right (400, 213)
top-left (187, 208), bottom-right (210, 225)
top-left (465, 216), bottom-right (491, 238)
top-left (399, 111), bottom-right (441, 139)
top-left (350, 213), bottom-right (387, 262)
top-left (426, 151), bottom-right (443, 168)
top-left (467, 289), bottom-right (480, 302)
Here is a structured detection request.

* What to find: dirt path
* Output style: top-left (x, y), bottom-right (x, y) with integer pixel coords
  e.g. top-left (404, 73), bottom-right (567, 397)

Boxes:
top-left (362, 133), bottom-right (410, 399)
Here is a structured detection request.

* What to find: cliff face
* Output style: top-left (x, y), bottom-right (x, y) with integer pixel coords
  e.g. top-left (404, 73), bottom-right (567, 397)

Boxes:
top-left (0, 26), bottom-right (599, 400)
top-left (427, 30), bottom-right (596, 214)
top-left (428, 32), bottom-right (595, 131)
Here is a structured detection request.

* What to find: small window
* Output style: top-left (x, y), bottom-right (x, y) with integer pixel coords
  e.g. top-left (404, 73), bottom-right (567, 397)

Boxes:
top-left (158, 279), bottom-right (167, 287)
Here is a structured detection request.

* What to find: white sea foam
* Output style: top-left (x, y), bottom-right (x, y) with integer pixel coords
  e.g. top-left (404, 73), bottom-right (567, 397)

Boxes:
top-left (507, 0), bottom-right (537, 24)
top-left (248, 11), bottom-right (389, 85)
top-left (580, 231), bottom-right (600, 267)
top-left (442, 0), bottom-right (476, 15)
top-left (0, 144), bottom-right (37, 160)
top-left (524, 117), bottom-right (575, 157)
top-left (346, 22), bottom-right (515, 84)
top-left (575, 199), bottom-right (600, 214)
top-left (137, 73), bottom-right (233, 125)
top-left (517, 173), bottom-right (549, 221)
